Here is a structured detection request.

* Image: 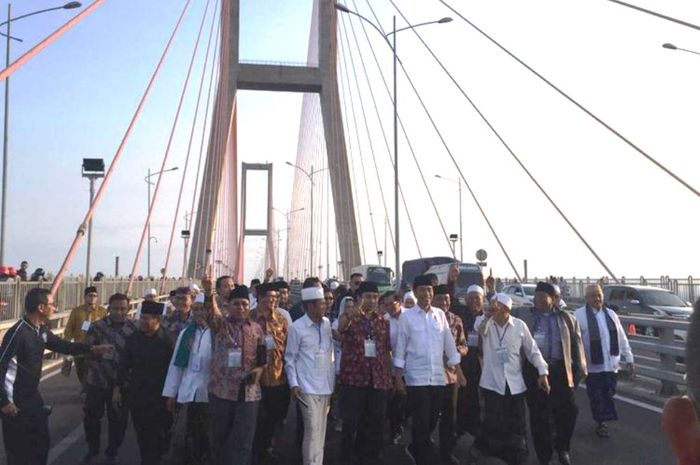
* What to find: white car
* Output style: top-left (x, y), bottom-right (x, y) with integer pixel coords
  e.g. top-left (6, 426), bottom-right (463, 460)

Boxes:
top-left (502, 283), bottom-right (536, 308)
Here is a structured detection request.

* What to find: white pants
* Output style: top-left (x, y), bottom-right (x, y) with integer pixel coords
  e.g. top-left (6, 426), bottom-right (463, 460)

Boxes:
top-left (299, 393), bottom-right (331, 465)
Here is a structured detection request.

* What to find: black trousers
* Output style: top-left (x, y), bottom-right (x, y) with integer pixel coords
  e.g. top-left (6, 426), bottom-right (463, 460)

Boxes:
top-left (406, 385), bottom-right (443, 465)
top-left (2, 406), bottom-right (50, 465)
top-left (131, 401), bottom-right (172, 465)
top-left (84, 384), bottom-right (129, 457)
top-left (527, 361), bottom-right (578, 463)
top-left (456, 352), bottom-right (482, 437)
top-left (254, 385), bottom-right (289, 456)
top-left (387, 388), bottom-right (407, 436)
top-left (438, 383), bottom-right (458, 459)
top-left (340, 385), bottom-right (389, 464)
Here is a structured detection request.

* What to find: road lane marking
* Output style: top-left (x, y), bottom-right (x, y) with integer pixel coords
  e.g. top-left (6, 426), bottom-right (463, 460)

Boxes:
top-left (48, 424), bottom-right (84, 464)
top-left (614, 393), bottom-right (663, 414)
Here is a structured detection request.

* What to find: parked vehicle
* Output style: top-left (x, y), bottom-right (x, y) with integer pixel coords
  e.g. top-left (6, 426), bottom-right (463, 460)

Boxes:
top-left (400, 256), bottom-right (453, 290)
top-left (426, 262), bottom-right (484, 305)
top-left (503, 283), bottom-right (537, 308)
top-left (603, 284), bottom-right (693, 339)
top-left (350, 265), bottom-right (394, 292)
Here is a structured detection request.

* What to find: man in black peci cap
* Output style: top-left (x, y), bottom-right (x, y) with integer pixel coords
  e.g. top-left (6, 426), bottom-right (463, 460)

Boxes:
top-left (64, 286), bottom-right (107, 385)
top-left (115, 301), bottom-right (173, 465)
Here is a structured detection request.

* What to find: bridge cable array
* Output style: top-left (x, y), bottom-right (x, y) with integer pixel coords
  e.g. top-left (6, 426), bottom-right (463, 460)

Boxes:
top-left (438, 0), bottom-right (700, 199)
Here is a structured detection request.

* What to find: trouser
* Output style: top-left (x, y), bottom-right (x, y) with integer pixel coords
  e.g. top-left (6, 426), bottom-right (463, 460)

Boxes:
top-left (83, 384), bottom-right (129, 457)
top-left (474, 387), bottom-right (528, 465)
top-left (340, 385), bottom-right (389, 464)
top-left (2, 405), bottom-right (50, 465)
top-left (406, 385), bottom-right (443, 465)
top-left (75, 357), bottom-right (88, 385)
top-left (299, 393), bottom-right (331, 465)
top-left (585, 371), bottom-right (618, 423)
top-left (254, 385), bottom-right (289, 456)
top-left (456, 352), bottom-right (482, 437)
top-left (131, 401), bottom-right (172, 465)
top-left (208, 394), bottom-right (259, 465)
top-left (166, 402), bottom-right (211, 465)
top-left (438, 383), bottom-right (458, 460)
top-left (526, 361), bottom-right (578, 463)
top-left (387, 387), bottom-right (407, 436)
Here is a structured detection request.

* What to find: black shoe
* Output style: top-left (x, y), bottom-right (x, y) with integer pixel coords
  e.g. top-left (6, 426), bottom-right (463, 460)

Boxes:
top-left (404, 445), bottom-right (417, 465)
top-left (595, 422), bottom-right (610, 438)
top-left (78, 453), bottom-right (97, 465)
top-left (441, 454), bottom-right (459, 465)
top-left (103, 455), bottom-right (120, 465)
top-left (557, 451), bottom-right (571, 465)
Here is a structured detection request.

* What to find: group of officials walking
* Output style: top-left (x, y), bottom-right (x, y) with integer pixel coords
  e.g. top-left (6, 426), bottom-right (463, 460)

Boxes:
top-left (0, 269), bottom-right (635, 465)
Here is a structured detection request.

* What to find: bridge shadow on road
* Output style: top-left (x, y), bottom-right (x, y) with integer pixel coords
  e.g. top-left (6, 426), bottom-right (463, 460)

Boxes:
top-left (0, 371), bottom-right (677, 465)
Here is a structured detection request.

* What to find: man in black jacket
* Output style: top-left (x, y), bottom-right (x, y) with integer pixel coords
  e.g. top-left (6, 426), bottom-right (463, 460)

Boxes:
top-left (0, 288), bottom-right (110, 465)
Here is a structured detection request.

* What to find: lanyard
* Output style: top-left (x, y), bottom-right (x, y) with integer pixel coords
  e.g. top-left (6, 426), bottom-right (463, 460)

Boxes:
top-left (494, 323), bottom-right (509, 347)
top-left (225, 320), bottom-right (243, 348)
top-left (362, 313), bottom-right (373, 340)
top-left (195, 327), bottom-right (208, 353)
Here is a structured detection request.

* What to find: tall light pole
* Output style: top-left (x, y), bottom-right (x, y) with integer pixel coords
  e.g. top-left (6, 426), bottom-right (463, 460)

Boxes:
top-left (273, 206), bottom-right (304, 279)
top-left (82, 158), bottom-right (104, 285)
top-left (181, 210), bottom-right (194, 278)
top-left (287, 162), bottom-right (327, 277)
top-left (145, 166), bottom-right (178, 278)
top-left (335, 3), bottom-right (452, 288)
top-left (0, 1), bottom-right (82, 265)
top-left (435, 174), bottom-right (463, 261)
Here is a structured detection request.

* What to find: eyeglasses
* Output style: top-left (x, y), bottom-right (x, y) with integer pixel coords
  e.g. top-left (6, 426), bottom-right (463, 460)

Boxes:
top-left (351, 281), bottom-right (362, 286)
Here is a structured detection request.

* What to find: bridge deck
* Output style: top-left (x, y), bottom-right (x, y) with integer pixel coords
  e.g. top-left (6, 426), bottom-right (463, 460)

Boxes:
top-left (0, 370), bottom-right (676, 465)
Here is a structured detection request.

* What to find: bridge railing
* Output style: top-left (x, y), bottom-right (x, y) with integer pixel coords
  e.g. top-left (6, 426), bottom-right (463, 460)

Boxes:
top-left (0, 277), bottom-right (189, 322)
top-left (616, 314), bottom-right (688, 395)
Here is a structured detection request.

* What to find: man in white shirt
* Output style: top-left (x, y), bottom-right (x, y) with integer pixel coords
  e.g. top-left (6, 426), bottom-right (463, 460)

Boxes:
top-left (467, 293), bottom-right (550, 465)
top-left (574, 284), bottom-right (634, 438)
top-left (285, 286), bottom-right (335, 465)
top-left (379, 290), bottom-right (406, 443)
top-left (162, 293), bottom-right (213, 465)
top-left (393, 275), bottom-right (460, 465)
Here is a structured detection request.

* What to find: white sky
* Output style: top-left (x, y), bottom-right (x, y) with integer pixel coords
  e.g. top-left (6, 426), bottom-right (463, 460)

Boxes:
top-left (5, 0), bottom-right (699, 284)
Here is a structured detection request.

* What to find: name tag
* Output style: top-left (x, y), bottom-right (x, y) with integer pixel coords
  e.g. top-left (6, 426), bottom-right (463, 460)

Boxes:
top-left (364, 339), bottom-right (377, 358)
top-left (534, 331), bottom-right (546, 348)
top-left (315, 350), bottom-right (329, 369)
top-left (191, 354), bottom-right (202, 372)
top-left (81, 321), bottom-right (91, 332)
top-left (228, 348), bottom-right (242, 368)
top-left (264, 334), bottom-right (276, 351)
top-left (495, 346), bottom-right (509, 365)
top-left (467, 332), bottom-right (479, 347)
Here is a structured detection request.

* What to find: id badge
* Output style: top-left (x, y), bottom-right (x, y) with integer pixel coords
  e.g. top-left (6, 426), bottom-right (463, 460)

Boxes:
top-left (191, 354), bottom-right (202, 372)
top-left (533, 331), bottom-right (546, 348)
top-left (467, 332), bottom-right (479, 347)
top-left (495, 346), bottom-right (509, 365)
top-left (228, 348), bottom-right (242, 368)
top-left (364, 339), bottom-right (377, 358)
top-left (314, 350), bottom-right (328, 369)
top-left (264, 334), bottom-right (276, 351)
top-left (81, 320), bottom-right (91, 332)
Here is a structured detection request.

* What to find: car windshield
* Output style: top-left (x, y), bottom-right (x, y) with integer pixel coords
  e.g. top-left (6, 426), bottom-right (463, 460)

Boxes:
top-left (457, 271), bottom-right (482, 288)
top-left (367, 267), bottom-right (391, 285)
top-left (523, 286), bottom-right (536, 296)
top-left (639, 289), bottom-right (688, 307)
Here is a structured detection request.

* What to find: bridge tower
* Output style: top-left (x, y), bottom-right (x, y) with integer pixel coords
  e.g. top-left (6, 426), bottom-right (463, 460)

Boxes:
top-left (188, 0), bottom-right (361, 281)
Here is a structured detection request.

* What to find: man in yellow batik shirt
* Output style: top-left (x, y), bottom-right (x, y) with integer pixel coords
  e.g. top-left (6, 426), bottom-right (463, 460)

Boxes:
top-left (64, 286), bottom-right (107, 385)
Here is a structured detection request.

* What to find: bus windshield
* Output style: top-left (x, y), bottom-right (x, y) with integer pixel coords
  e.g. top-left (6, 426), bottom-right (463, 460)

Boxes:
top-left (367, 267), bottom-right (392, 285)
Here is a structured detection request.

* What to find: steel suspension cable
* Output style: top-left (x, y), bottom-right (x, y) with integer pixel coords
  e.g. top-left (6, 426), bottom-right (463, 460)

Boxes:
top-left (438, 0), bottom-right (699, 199)
top-left (608, 0), bottom-right (700, 32)
top-left (127, 0), bottom-right (212, 294)
top-left (338, 18), bottom-right (381, 258)
top-left (160, 0), bottom-right (217, 291)
top-left (389, 0), bottom-right (619, 281)
top-left (353, 0), bottom-right (453, 255)
top-left (51, 0), bottom-right (193, 295)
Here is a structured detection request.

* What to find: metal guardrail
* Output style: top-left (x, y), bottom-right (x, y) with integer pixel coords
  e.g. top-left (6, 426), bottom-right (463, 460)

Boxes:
top-left (617, 314), bottom-right (688, 395)
top-left (0, 278), bottom-right (188, 322)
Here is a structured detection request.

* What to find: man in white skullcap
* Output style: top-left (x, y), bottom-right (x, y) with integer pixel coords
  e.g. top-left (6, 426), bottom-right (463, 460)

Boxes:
top-left (456, 284), bottom-right (487, 438)
top-left (466, 293), bottom-right (550, 465)
top-left (285, 283), bottom-right (334, 465)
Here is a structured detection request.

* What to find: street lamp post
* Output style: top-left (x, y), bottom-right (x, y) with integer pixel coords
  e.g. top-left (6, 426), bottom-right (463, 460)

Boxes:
top-left (662, 42), bottom-right (700, 56)
top-left (273, 206), bottom-right (305, 279)
top-left (82, 158), bottom-right (104, 286)
top-left (0, 1), bottom-right (82, 265)
top-left (335, 3), bottom-right (452, 289)
top-left (435, 174), bottom-right (463, 261)
top-left (287, 162), bottom-right (327, 277)
top-left (145, 166), bottom-right (178, 278)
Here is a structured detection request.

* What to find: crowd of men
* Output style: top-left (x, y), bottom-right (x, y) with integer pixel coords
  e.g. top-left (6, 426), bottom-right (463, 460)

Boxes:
top-left (6, 265), bottom-right (700, 465)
